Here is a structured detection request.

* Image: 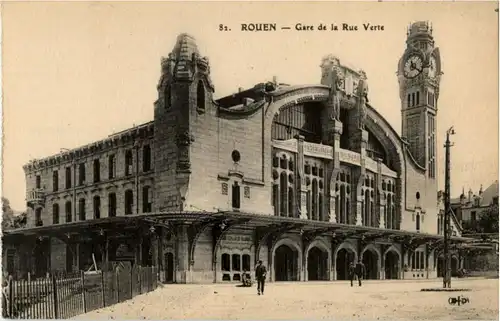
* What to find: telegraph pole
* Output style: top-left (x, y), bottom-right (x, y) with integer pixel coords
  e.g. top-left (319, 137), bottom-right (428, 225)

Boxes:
top-left (443, 126), bottom-right (455, 288)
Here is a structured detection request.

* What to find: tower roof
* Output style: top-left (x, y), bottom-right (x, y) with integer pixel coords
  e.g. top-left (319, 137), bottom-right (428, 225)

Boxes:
top-left (171, 33), bottom-right (199, 60)
top-left (409, 21), bottom-right (432, 36)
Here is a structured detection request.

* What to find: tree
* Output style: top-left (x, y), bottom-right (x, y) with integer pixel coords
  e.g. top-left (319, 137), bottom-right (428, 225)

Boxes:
top-left (2, 197), bottom-right (27, 230)
top-left (477, 204), bottom-right (499, 234)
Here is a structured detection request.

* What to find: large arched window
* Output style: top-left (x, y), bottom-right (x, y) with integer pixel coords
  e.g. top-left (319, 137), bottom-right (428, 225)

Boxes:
top-left (125, 190), bottom-right (134, 215)
top-left (272, 153), bottom-right (297, 218)
top-left (271, 102), bottom-right (323, 143)
top-left (383, 178), bottom-right (396, 229)
top-left (197, 80), bottom-right (205, 111)
top-left (336, 168), bottom-right (351, 224)
top-left (52, 203), bottom-right (60, 224)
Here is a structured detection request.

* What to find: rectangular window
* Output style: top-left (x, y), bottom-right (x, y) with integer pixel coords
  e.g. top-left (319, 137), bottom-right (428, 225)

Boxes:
top-left (93, 159), bottom-right (100, 183)
top-left (108, 155), bottom-right (116, 179)
top-left (93, 197), bottom-right (101, 219)
top-left (232, 182), bottom-right (241, 209)
top-left (143, 145), bottom-right (152, 172)
top-left (78, 199), bottom-right (86, 221)
top-left (35, 208), bottom-right (43, 226)
top-left (52, 171), bottom-right (59, 192)
top-left (78, 163), bottom-right (86, 186)
top-left (65, 202), bottom-right (72, 223)
top-left (470, 211), bottom-right (476, 222)
top-left (36, 175), bottom-right (41, 189)
top-left (142, 186), bottom-right (152, 213)
top-left (53, 204), bottom-right (60, 224)
top-left (125, 151), bottom-right (133, 176)
top-left (65, 167), bottom-right (72, 189)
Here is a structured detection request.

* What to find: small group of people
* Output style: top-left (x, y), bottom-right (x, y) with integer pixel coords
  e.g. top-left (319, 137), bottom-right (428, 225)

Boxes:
top-left (247, 259), bottom-right (365, 295)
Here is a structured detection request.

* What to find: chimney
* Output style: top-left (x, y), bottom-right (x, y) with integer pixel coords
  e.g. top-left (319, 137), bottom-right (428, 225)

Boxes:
top-left (272, 76), bottom-right (278, 84)
top-left (238, 87), bottom-right (243, 93)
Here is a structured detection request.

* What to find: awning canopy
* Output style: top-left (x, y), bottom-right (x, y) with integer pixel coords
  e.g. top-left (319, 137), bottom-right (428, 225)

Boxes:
top-left (3, 210), bottom-right (474, 245)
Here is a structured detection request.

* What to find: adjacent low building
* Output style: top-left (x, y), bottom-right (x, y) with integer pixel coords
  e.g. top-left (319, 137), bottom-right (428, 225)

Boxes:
top-left (3, 21), bottom-right (470, 283)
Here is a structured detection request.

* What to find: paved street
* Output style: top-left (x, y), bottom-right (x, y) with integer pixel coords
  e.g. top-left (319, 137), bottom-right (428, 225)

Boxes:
top-left (78, 278), bottom-right (498, 320)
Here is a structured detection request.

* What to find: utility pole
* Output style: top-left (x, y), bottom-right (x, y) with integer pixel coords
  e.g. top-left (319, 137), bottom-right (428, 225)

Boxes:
top-left (443, 126), bottom-right (455, 288)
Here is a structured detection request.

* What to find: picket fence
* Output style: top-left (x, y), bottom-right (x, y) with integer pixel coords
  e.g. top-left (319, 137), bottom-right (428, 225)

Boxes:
top-left (2, 265), bottom-right (158, 319)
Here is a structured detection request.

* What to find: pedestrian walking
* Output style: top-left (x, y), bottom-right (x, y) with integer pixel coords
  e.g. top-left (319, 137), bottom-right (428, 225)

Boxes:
top-left (348, 262), bottom-right (356, 287)
top-left (255, 260), bottom-right (267, 295)
top-left (355, 259), bottom-right (366, 287)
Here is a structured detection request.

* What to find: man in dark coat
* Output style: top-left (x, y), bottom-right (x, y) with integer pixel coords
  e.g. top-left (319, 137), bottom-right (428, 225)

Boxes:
top-left (348, 262), bottom-right (356, 287)
top-left (355, 259), bottom-right (366, 286)
top-left (255, 260), bottom-right (267, 295)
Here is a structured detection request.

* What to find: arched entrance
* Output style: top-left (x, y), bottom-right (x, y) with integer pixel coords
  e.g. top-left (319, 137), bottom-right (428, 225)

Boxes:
top-left (362, 249), bottom-right (379, 279)
top-left (164, 252), bottom-right (174, 283)
top-left (307, 246), bottom-right (328, 281)
top-left (275, 244), bottom-right (299, 281)
top-left (336, 248), bottom-right (355, 280)
top-left (385, 250), bottom-right (400, 279)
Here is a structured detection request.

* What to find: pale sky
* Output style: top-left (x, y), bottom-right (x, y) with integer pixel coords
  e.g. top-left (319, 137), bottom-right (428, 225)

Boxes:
top-left (2, 1), bottom-right (499, 211)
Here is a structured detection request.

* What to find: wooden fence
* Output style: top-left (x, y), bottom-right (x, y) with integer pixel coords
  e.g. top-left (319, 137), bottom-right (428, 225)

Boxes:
top-left (2, 265), bottom-right (158, 319)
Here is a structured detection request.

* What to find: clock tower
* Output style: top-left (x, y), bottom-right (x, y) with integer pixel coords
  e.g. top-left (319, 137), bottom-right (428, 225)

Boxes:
top-left (398, 21), bottom-right (442, 179)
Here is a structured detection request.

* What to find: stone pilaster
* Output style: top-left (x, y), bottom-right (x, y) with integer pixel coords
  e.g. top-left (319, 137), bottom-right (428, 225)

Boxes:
top-left (327, 120), bottom-right (343, 223)
top-left (296, 135), bottom-right (308, 219)
top-left (376, 158), bottom-right (385, 228)
top-left (351, 130), bottom-right (368, 225)
top-left (176, 225), bottom-right (190, 283)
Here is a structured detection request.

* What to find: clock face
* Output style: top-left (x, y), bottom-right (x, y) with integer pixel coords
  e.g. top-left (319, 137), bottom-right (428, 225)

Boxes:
top-left (403, 55), bottom-right (423, 79)
top-left (428, 56), bottom-right (437, 78)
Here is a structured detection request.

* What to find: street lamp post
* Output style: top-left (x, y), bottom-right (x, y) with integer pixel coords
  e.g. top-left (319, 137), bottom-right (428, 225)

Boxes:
top-left (443, 126), bottom-right (455, 288)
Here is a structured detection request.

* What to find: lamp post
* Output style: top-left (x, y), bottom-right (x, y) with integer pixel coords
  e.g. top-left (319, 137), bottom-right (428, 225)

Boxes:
top-left (443, 126), bottom-right (455, 288)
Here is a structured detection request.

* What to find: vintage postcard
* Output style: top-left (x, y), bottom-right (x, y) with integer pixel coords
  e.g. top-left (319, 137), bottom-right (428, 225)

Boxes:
top-left (1, 1), bottom-right (499, 320)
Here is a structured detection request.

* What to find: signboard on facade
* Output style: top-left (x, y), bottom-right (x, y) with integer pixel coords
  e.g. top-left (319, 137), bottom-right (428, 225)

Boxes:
top-left (338, 149), bottom-right (361, 166)
top-left (303, 143), bottom-right (332, 159)
top-left (222, 235), bottom-right (252, 243)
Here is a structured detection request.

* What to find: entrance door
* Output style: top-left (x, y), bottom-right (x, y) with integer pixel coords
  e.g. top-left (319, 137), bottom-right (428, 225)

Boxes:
top-left (336, 248), bottom-right (355, 280)
top-left (307, 247), bottom-right (328, 281)
top-left (362, 250), bottom-right (379, 280)
top-left (165, 252), bottom-right (174, 283)
top-left (275, 244), bottom-right (298, 281)
top-left (384, 251), bottom-right (399, 279)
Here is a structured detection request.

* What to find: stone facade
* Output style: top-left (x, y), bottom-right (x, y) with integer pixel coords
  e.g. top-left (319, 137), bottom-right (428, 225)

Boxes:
top-left (9, 23), bottom-right (467, 283)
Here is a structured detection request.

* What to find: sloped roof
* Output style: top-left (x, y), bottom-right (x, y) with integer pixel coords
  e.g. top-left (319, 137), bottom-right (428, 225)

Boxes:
top-left (480, 180), bottom-right (499, 206)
